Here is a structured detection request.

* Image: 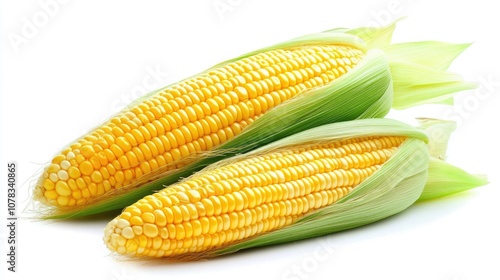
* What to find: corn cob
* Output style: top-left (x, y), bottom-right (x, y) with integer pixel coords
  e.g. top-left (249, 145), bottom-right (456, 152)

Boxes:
top-left (104, 119), bottom-right (486, 259)
top-left (33, 22), bottom-right (475, 218)
top-left (37, 45), bottom-right (364, 208)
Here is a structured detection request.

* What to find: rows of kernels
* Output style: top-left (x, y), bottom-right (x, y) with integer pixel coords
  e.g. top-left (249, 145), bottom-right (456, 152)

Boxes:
top-left (38, 115), bottom-right (260, 207)
top-left (39, 45), bottom-right (365, 207)
top-left (104, 136), bottom-right (405, 257)
top-left (106, 215), bottom-right (298, 256)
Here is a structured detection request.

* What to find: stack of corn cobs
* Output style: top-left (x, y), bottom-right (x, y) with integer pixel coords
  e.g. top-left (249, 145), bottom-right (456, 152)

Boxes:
top-left (33, 22), bottom-right (487, 260)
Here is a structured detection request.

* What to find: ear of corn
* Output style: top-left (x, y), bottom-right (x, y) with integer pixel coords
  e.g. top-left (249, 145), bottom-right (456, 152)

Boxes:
top-left (34, 22), bottom-right (475, 218)
top-left (103, 118), bottom-right (486, 259)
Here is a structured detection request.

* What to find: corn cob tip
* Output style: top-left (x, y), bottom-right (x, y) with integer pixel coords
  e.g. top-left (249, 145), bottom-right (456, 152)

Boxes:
top-left (104, 218), bottom-right (130, 256)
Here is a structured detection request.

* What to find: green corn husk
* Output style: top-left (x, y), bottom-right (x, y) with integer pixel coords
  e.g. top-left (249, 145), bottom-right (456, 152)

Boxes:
top-left (103, 118), bottom-right (487, 259)
top-left (37, 22), bottom-right (475, 219)
top-left (416, 118), bottom-right (488, 201)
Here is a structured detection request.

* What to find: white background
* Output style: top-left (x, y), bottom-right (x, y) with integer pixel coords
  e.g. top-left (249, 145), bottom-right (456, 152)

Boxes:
top-left (1, 1), bottom-right (499, 279)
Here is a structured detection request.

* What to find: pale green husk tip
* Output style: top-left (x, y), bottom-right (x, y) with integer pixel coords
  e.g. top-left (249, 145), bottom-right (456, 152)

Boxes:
top-left (418, 158), bottom-right (488, 201)
top-left (417, 118), bottom-right (488, 201)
